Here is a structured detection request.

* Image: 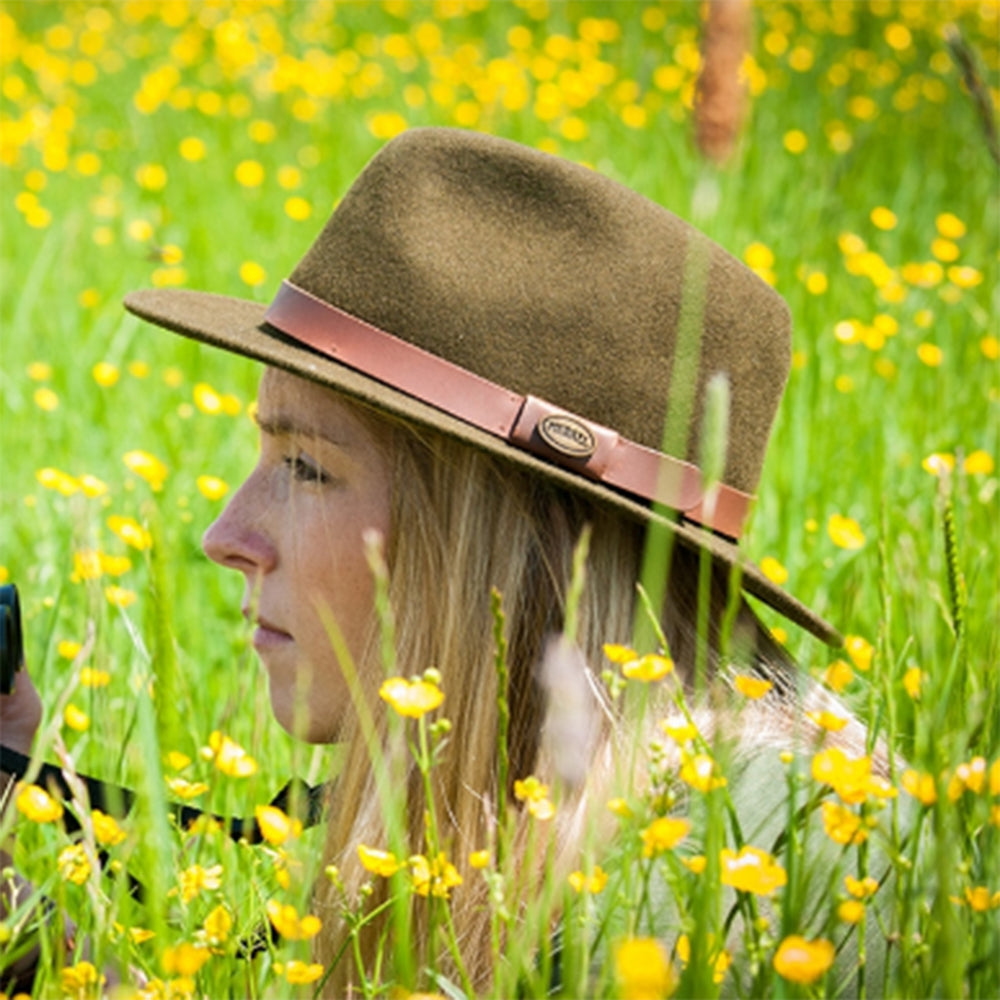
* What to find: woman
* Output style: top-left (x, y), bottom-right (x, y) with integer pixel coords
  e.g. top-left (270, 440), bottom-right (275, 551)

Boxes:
top-left (4, 128), bottom-right (861, 995)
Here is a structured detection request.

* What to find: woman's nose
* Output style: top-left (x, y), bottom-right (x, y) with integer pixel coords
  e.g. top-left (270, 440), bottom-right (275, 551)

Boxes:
top-left (202, 475), bottom-right (277, 576)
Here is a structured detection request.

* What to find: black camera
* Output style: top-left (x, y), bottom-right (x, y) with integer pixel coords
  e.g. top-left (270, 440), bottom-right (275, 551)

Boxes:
top-left (1, 583), bottom-right (24, 695)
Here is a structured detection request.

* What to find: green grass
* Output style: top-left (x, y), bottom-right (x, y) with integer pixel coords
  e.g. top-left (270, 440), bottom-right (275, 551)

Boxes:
top-left (1, 1), bottom-right (998, 997)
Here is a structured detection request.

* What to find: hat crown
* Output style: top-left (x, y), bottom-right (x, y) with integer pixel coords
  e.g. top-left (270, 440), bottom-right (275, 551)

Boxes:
top-left (290, 128), bottom-right (790, 494)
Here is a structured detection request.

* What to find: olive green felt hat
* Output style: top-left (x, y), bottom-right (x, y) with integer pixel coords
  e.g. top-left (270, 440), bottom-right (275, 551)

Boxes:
top-left (124, 127), bottom-right (840, 646)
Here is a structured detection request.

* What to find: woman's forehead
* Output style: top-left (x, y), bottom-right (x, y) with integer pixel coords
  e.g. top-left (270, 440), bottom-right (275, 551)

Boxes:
top-left (256, 367), bottom-right (379, 447)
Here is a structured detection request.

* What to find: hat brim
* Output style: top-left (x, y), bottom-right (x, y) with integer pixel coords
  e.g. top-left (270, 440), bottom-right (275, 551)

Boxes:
top-left (124, 287), bottom-right (842, 647)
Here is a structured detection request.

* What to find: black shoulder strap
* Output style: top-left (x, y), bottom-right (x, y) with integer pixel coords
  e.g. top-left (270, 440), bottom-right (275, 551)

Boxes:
top-left (0, 743), bottom-right (327, 844)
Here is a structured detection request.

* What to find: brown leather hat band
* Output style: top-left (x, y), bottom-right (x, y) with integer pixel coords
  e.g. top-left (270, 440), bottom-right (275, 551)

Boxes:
top-left (264, 280), bottom-right (752, 539)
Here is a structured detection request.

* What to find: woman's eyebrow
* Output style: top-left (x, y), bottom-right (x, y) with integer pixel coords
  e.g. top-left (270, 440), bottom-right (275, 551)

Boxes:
top-left (254, 412), bottom-right (350, 447)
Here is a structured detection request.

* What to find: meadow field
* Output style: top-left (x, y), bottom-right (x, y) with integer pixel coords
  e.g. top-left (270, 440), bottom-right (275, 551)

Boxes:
top-left (0, 1), bottom-right (998, 997)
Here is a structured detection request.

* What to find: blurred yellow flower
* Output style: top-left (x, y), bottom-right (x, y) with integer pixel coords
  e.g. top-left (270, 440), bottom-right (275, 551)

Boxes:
top-left (622, 653), bottom-right (674, 682)
top-left (37, 467), bottom-right (80, 495)
top-left (135, 163), bottom-right (167, 191)
top-left (162, 942), bottom-right (211, 976)
top-left (903, 666), bottom-right (926, 699)
top-left (964, 450), bottom-right (994, 475)
top-left (205, 731), bottom-right (257, 777)
top-left (34, 386), bottom-right (60, 411)
top-left (64, 703), bottom-right (90, 731)
top-left (759, 555), bottom-right (788, 584)
top-left (949, 265), bottom-right (983, 289)
top-left (105, 585), bottom-right (137, 609)
top-left (266, 899), bottom-right (321, 939)
top-left (179, 136), bottom-right (206, 162)
top-left (936, 212), bottom-right (966, 239)
top-left (108, 514), bottom-right (152, 550)
top-left (369, 111), bottom-right (409, 139)
top-left (72, 548), bottom-right (103, 582)
top-left (641, 816), bottom-right (691, 857)
top-left (774, 935), bottom-right (835, 984)
top-left (901, 769), bottom-right (938, 806)
top-left (255, 804), bottom-right (302, 846)
top-left (201, 904), bottom-right (233, 947)
top-left (240, 260), bottom-right (267, 286)
top-left (812, 747), bottom-right (883, 803)
top-left (963, 886), bottom-right (1000, 912)
top-left (123, 449), bottom-right (168, 490)
top-left (845, 875), bottom-right (879, 898)
top-left (79, 474), bottom-right (108, 497)
top-left (17, 783), bottom-right (64, 822)
top-left (166, 776), bottom-right (210, 799)
top-left (680, 753), bottom-right (727, 793)
top-left (58, 843), bottom-right (92, 884)
top-left (981, 336), bottom-right (999, 360)
top-left (379, 676), bottom-right (444, 718)
top-left (614, 937), bottom-right (675, 1000)
top-left (234, 159), bottom-right (264, 187)
top-left (806, 709), bottom-right (849, 732)
top-left (821, 800), bottom-right (867, 845)
top-left (469, 849), bottom-right (491, 869)
top-left (358, 844), bottom-right (402, 877)
top-left (92, 809), bottom-right (127, 846)
top-left (922, 452), bottom-right (955, 476)
top-left (917, 343), bottom-right (943, 367)
top-left (178, 863), bottom-right (223, 903)
top-left (734, 675), bottom-right (773, 700)
top-left (783, 129), bottom-right (808, 154)
top-left (27, 361), bottom-right (53, 381)
top-left (283, 961), bottom-right (325, 984)
top-left (60, 961), bottom-right (104, 996)
top-left (80, 667), bottom-right (111, 687)
top-left (719, 846), bottom-right (787, 896)
top-left (514, 775), bottom-right (555, 820)
top-left (284, 196), bottom-right (312, 221)
top-left (569, 864), bottom-right (609, 894)
top-left (870, 206), bottom-right (897, 230)
top-left (197, 475), bottom-right (229, 501)
top-left (409, 851), bottom-right (463, 898)
top-left (682, 855), bottom-right (707, 874)
top-left (844, 634), bottom-right (874, 671)
top-left (92, 361), bottom-right (119, 387)
top-left (827, 513), bottom-right (865, 550)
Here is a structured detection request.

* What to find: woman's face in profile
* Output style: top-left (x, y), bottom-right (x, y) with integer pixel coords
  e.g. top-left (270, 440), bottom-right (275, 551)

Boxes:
top-left (202, 367), bottom-right (393, 743)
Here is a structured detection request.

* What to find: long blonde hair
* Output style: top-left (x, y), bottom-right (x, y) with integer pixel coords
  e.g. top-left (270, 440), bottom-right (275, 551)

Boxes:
top-left (311, 408), bottom-right (821, 995)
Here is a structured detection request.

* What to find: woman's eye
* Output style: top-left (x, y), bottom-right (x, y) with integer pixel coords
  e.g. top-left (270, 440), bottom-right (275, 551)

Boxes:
top-left (284, 455), bottom-right (328, 484)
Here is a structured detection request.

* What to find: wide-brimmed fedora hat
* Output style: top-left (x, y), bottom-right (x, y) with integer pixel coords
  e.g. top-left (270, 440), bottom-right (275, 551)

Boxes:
top-left (124, 127), bottom-right (839, 646)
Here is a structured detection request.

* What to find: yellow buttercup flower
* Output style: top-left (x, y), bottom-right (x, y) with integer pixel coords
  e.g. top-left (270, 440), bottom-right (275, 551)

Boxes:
top-left (358, 844), bottom-right (402, 877)
top-left (811, 747), bottom-right (878, 804)
top-left (255, 804), bottom-right (302, 846)
top-left (827, 513), bottom-right (866, 550)
top-left (641, 816), bottom-right (691, 857)
top-left (844, 635), bottom-right (874, 671)
top-left (108, 514), bottom-right (153, 550)
top-left (621, 653), bottom-right (674, 682)
top-left (266, 899), bottom-right (322, 939)
top-left (166, 777), bottom-right (210, 799)
top-left (773, 935), bottom-right (835, 984)
top-left (680, 753), bottom-right (727, 793)
top-left (469, 849), bottom-right (491, 869)
top-left (161, 942), bottom-right (211, 976)
top-left (201, 904), bottom-right (233, 946)
top-left (901, 769), bottom-right (937, 805)
top-left (64, 703), bottom-right (90, 731)
top-left (123, 449), bottom-right (168, 490)
top-left (759, 555), bottom-right (788, 584)
top-left (514, 775), bottom-right (556, 820)
top-left (845, 875), bottom-right (879, 899)
top-left (379, 676), bottom-right (444, 718)
top-left (614, 936), bottom-right (675, 1000)
top-left (806, 709), bottom-right (849, 732)
top-left (92, 809), bottom-right (127, 846)
top-left (283, 960), bottom-right (325, 984)
top-left (204, 731), bottom-right (257, 777)
top-left (16, 783), bottom-right (64, 823)
top-left (409, 851), bottom-right (463, 898)
top-left (821, 800), bottom-right (867, 846)
top-left (733, 675), bottom-right (773, 699)
top-left (964, 450), bottom-right (994, 475)
top-left (568, 864), bottom-right (609, 894)
top-left (60, 961), bottom-right (104, 997)
top-left (719, 846), bottom-right (787, 896)
top-left (178, 863), bottom-right (223, 903)
top-left (58, 844), bottom-right (92, 885)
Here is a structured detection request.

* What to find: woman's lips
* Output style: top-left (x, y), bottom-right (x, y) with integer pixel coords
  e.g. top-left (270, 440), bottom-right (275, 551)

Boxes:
top-left (252, 623), bottom-right (293, 650)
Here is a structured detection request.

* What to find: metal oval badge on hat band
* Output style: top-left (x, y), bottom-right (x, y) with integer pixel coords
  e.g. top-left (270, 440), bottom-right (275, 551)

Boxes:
top-left (537, 413), bottom-right (597, 459)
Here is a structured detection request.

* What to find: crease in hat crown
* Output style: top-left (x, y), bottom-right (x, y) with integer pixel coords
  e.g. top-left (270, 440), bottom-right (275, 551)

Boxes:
top-left (123, 126), bottom-right (840, 646)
